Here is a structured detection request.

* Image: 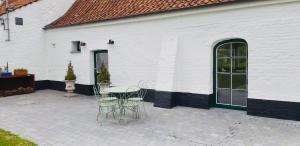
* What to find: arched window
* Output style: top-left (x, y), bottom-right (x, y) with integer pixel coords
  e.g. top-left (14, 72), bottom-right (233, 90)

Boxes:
top-left (215, 39), bottom-right (248, 107)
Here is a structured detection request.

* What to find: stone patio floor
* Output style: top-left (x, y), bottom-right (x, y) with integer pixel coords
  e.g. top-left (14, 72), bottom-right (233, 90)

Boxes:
top-left (0, 90), bottom-right (300, 146)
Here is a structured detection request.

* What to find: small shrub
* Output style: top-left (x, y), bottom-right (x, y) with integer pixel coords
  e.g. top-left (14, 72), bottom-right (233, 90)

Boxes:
top-left (97, 63), bottom-right (110, 83)
top-left (65, 61), bottom-right (77, 81)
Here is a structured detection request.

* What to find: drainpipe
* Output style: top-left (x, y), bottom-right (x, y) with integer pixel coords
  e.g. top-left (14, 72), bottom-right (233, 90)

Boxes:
top-left (5, 0), bottom-right (10, 41)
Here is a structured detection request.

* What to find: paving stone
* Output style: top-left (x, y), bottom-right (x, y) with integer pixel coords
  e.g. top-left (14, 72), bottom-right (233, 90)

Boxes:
top-left (0, 90), bottom-right (299, 146)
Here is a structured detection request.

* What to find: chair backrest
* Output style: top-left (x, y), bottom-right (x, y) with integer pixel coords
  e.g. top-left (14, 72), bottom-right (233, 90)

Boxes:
top-left (137, 81), bottom-right (148, 100)
top-left (97, 81), bottom-right (110, 98)
top-left (121, 87), bottom-right (136, 101)
top-left (93, 85), bottom-right (101, 101)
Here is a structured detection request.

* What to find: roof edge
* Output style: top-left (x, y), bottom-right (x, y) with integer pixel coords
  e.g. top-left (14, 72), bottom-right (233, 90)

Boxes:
top-left (45, 0), bottom-right (246, 30)
top-left (0, 0), bottom-right (39, 16)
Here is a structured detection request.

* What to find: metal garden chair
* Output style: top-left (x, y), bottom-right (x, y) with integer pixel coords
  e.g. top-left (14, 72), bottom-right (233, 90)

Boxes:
top-left (93, 84), bottom-right (118, 124)
top-left (97, 82), bottom-right (118, 102)
top-left (128, 81), bottom-right (148, 117)
top-left (120, 87), bottom-right (140, 119)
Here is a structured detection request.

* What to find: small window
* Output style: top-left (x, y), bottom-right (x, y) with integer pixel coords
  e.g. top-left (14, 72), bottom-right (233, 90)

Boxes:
top-left (15, 17), bottom-right (23, 25)
top-left (71, 41), bottom-right (81, 53)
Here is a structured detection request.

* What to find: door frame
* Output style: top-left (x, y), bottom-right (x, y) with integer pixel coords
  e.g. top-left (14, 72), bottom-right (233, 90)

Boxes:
top-left (93, 50), bottom-right (108, 85)
top-left (212, 39), bottom-right (248, 110)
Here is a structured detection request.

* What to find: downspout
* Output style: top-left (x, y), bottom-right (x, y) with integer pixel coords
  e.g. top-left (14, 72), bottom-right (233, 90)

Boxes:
top-left (5, 0), bottom-right (10, 41)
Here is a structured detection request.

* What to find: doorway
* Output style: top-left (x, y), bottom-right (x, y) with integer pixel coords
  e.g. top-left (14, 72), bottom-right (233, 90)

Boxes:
top-left (214, 39), bottom-right (248, 109)
top-left (94, 50), bottom-right (108, 85)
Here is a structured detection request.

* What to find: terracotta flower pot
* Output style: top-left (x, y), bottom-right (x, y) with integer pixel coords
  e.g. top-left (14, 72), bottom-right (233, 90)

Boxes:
top-left (65, 80), bottom-right (76, 97)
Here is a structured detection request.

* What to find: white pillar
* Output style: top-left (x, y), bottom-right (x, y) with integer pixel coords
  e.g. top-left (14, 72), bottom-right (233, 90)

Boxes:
top-left (154, 35), bottom-right (178, 108)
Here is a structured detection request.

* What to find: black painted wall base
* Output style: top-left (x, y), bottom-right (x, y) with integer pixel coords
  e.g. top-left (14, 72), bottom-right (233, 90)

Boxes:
top-left (153, 90), bottom-right (210, 109)
top-left (35, 80), bottom-right (300, 121)
top-left (35, 80), bottom-right (93, 96)
top-left (144, 89), bottom-right (155, 102)
top-left (154, 91), bottom-right (175, 109)
top-left (247, 98), bottom-right (300, 121)
top-left (36, 80), bottom-right (211, 109)
top-left (174, 92), bottom-right (210, 109)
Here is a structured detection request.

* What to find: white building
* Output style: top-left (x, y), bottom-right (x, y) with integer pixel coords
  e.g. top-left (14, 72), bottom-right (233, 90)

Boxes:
top-left (0, 0), bottom-right (76, 80)
top-left (1, 0), bottom-right (300, 121)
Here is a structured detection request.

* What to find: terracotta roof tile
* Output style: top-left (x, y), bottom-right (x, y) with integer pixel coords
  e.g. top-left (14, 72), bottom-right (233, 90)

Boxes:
top-left (46, 0), bottom-right (237, 29)
top-left (0, 0), bottom-right (38, 15)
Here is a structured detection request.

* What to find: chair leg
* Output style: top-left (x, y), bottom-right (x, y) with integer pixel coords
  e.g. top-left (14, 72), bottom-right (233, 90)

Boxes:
top-left (137, 106), bottom-right (140, 119)
top-left (142, 102), bottom-right (147, 117)
top-left (112, 106), bottom-right (116, 119)
top-left (133, 107), bottom-right (136, 119)
top-left (97, 107), bottom-right (103, 125)
top-left (97, 106), bottom-right (101, 121)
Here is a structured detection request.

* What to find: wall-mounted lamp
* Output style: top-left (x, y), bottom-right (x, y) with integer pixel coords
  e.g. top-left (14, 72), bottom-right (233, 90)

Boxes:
top-left (80, 42), bottom-right (86, 47)
top-left (6, 8), bottom-right (14, 12)
top-left (51, 43), bottom-right (56, 48)
top-left (108, 39), bottom-right (114, 45)
top-left (0, 18), bottom-right (4, 26)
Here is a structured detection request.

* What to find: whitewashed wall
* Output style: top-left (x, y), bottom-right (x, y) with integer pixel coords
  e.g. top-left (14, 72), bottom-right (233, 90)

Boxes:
top-left (0, 0), bottom-right (76, 80)
top-left (42, 0), bottom-right (300, 102)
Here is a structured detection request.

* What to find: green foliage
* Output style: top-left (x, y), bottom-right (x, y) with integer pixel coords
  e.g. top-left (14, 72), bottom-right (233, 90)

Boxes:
top-left (97, 63), bottom-right (110, 83)
top-left (14, 68), bottom-right (28, 72)
top-left (4, 66), bottom-right (8, 72)
top-left (0, 128), bottom-right (37, 146)
top-left (65, 61), bottom-right (77, 81)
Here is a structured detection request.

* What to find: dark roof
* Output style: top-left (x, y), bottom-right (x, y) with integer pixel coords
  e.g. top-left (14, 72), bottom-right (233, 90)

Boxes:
top-left (45, 0), bottom-right (238, 29)
top-left (0, 0), bottom-right (38, 16)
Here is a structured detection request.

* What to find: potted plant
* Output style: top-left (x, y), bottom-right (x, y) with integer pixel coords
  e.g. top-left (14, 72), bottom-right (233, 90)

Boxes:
top-left (97, 63), bottom-right (110, 84)
top-left (14, 68), bottom-right (28, 76)
top-left (65, 61), bottom-right (77, 97)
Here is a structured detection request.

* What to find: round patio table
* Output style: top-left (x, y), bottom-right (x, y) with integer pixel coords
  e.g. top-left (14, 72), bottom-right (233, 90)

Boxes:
top-left (107, 86), bottom-right (140, 94)
top-left (107, 86), bottom-right (140, 121)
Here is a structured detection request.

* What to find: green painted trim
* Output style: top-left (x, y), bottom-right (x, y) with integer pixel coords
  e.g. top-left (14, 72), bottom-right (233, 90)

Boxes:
top-left (215, 104), bottom-right (246, 111)
top-left (212, 39), bottom-right (248, 110)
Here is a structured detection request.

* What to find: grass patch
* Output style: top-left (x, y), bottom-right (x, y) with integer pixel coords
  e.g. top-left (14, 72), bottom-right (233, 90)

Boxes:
top-left (0, 128), bottom-right (37, 146)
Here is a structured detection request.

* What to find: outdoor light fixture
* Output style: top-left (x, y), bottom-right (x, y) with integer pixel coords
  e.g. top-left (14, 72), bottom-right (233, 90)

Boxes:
top-left (0, 18), bottom-right (4, 25)
top-left (80, 42), bottom-right (86, 46)
top-left (108, 39), bottom-right (114, 45)
top-left (0, 18), bottom-right (6, 30)
top-left (6, 8), bottom-right (13, 12)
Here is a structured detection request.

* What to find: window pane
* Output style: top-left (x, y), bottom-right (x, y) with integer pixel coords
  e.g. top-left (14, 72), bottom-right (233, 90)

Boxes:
top-left (232, 75), bottom-right (247, 89)
top-left (96, 52), bottom-right (108, 73)
top-left (217, 89), bottom-right (231, 104)
top-left (232, 90), bottom-right (247, 106)
top-left (218, 58), bottom-right (231, 73)
top-left (217, 44), bottom-right (230, 57)
top-left (232, 58), bottom-right (246, 73)
top-left (218, 74), bottom-right (231, 88)
top-left (232, 43), bottom-right (247, 57)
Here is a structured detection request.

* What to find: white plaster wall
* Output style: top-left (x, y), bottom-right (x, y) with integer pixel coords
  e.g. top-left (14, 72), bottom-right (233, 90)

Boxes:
top-left (45, 0), bottom-right (300, 102)
top-left (0, 0), bottom-right (76, 80)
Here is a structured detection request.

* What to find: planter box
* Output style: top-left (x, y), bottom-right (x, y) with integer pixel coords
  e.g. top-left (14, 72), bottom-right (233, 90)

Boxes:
top-left (14, 70), bottom-right (28, 76)
top-left (0, 74), bottom-right (35, 97)
top-left (0, 72), bottom-right (13, 77)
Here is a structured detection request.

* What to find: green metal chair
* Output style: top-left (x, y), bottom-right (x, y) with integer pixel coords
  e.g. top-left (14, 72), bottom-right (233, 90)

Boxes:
top-left (121, 87), bottom-right (140, 119)
top-left (128, 81), bottom-right (148, 117)
top-left (97, 82), bottom-right (118, 102)
top-left (93, 84), bottom-right (118, 124)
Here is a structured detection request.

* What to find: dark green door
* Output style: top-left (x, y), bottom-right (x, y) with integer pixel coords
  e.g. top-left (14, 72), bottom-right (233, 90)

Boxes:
top-left (94, 50), bottom-right (108, 85)
top-left (214, 40), bottom-right (248, 109)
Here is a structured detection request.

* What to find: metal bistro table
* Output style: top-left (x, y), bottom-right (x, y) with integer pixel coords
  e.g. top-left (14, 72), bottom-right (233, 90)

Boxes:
top-left (107, 86), bottom-right (140, 120)
top-left (107, 86), bottom-right (140, 94)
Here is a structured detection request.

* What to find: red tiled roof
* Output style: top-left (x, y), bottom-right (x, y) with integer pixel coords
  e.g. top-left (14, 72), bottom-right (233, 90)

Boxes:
top-left (0, 0), bottom-right (38, 15)
top-left (45, 0), bottom-right (238, 29)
